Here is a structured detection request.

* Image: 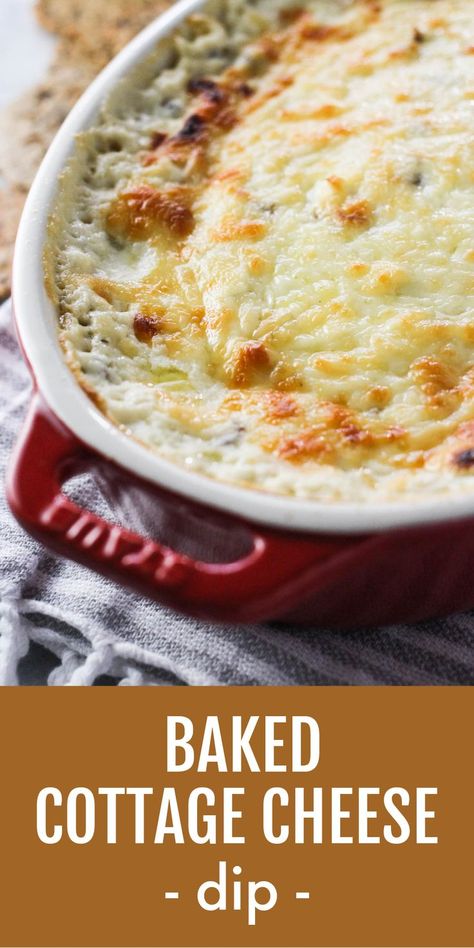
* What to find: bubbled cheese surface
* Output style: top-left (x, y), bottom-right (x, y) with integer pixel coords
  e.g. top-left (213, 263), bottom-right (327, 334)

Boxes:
top-left (49, 0), bottom-right (474, 503)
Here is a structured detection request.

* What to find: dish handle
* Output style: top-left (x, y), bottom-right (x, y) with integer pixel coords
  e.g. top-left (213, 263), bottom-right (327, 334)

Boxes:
top-left (7, 394), bottom-right (355, 622)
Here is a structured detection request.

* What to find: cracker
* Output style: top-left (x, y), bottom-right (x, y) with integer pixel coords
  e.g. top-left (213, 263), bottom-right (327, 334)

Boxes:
top-left (36, 0), bottom-right (171, 73)
top-left (0, 0), bottom-right (174, 297)
top-left (0, 64), bottom-right (85, 191)
top-left (0, 187), bottom-right (26, 301)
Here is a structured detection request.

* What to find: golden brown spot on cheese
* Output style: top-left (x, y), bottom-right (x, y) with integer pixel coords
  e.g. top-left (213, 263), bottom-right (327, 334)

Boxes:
top-left (363, 0), bottom-right (382, 17)
top-left (276, 375), bottom-right (305, 393)
top-left (231, 341), bottom-right (272, 386)
top-left (410, 356), bottom-right (459, 407)
top-left (176, 113), bottom-right (207, 143)
top-left (87, 276), bottom-right (151, 307)
top-left (279, 7), bottom-right (305, 27)
top-left (160, 125), bottom-right (210, 174)
top-left (278, 7), bottom-right (305, 26)
top-left (188, 77), bottom-right (226, 103)
top-left (214, 107), bottom-right (239, 131)
top-left (257, 35), bottom-right (282, 64)
top-left (188, 79), bottom-right (240, 131)
top-left (88, 276), bottom-right (115, 304)
top-left (348, 261), bottom-right (370, 277)
top-left (313, 356), bottom-right (352, 378)
top-left (315, 104), bottom-right (342, 119)
top-left (459, 366), bottom-right (474, 398)
top-left (276, 399), bottom-right (405, 464)
top-left (236, 82), bottom-right (255, 98)
top-left (297, 20), bottom-right (348, 43)
top-left (146, 77), bottom-right (256, 174)
top-left (310, 122), bottom-right (352, 145)
top-left (428, 423), bottom-right (474, 473)
top-left (189, 306), bottom-right (205, 326)
top-left (282, 102), bottom-right (342, 121)
top-left (322, 402), bottom-right (353, 427)
top-left (337, 199), bottom-right (373, 227)
top-left (361, 263), bottom-right (408, 295)
top-left (265, 391), bottom-right (298, 421)
top-left (411, 356), bottom-right (456, 391)
top-left (133, 313), bottom-right (161, 344)
top-left (248, 254), bottom-right (267, 275)
top-left (340, 422), bottom-right (374, 445)
top-left (381, 426), bottom-right (406, 443)
top-left (141, 132), bottom-right (169, 165)
top-left (327, 175), bottom-right (345, 192)
top-left (222, 391), bottom-right (244, 412)
top-left (269, 360), bottom-right (305, 392)
top-left (366, 386), bottom-right (391, 409)
top-left (278, 430), bottom-right (332, 462)
top-left (393, 450), bottom-right (425, 470)
top-left (213, 218), bottom-right (267, 242)
top-left (106, 185), bottom-right (195, 241)
top-left (215, 167), bottom-right (245, 183)
top-left (150, 131), bottom-right (167, 150)
top-left (410, 356), bottom-right (464, 421)
top-left (141, 153), bottom-right (160, 168)
top-left (321, 402), bottom-right (374, 445)
top-left (162, 119), bottom-right (208, 164)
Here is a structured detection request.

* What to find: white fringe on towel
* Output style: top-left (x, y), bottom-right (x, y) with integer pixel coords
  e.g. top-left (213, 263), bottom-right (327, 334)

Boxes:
top-left (0, 586), bottom-right (217, 687)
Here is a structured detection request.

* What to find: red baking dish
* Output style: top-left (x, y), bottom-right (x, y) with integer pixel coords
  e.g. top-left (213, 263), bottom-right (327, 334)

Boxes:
top-left (7, 0), bottom-right (474, 626)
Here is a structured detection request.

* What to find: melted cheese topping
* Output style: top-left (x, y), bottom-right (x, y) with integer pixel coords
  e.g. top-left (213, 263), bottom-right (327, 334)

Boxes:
top-left (49, 0), bottom-right (474, 503)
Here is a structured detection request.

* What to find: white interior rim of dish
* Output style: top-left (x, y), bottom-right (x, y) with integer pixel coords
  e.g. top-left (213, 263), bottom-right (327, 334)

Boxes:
top-left (12, 0), bottom-right (474, 536)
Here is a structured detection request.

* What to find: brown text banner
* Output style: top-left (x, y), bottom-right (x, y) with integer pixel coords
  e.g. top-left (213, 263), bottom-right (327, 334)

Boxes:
top-left (0, 687), bottom-right (471, 948)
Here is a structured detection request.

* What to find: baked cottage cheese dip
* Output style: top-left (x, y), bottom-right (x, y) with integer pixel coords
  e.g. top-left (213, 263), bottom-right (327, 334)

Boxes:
top-left (46, 0), bottom-right (474, 504)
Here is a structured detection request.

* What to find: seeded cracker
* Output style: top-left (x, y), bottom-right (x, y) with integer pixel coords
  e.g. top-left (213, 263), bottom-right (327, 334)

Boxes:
top-left (0, 0), bottom-right (173, 297)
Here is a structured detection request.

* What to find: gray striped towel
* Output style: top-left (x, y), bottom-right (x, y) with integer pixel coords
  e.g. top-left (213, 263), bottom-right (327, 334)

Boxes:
top-left (1, 300), bottom-right (473, 686)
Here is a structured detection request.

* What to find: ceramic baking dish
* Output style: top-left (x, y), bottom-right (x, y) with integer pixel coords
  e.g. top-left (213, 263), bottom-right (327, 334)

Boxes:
top-left (7, 0), bottom-right (474, 626)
